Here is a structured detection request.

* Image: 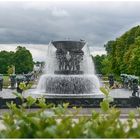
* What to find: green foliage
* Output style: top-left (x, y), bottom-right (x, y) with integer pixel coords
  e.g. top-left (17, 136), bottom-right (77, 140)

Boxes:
top-left (7, 65), bottom-right (15, 75)
top-left (14, 46), bottom-right (34, 74)
top-left (0, 46), bottom-right (33, 74)
top-left (13, 92), bottom-right (24, 101)
top-left (100, 86), bottom-right (110, 96)
top-left (105, 25), bottom-right (140, 76)
top-left (0, 51), bottom-right (14, 74)
top-left (0, 89), bottom-right (140, 138)
top-left (100, 86), bottom-right (113, 112)
top-left (100, 100), bottom-right (109, 112)
top-left (19, 82), bottom-right (32, 91)
top-left (92, 55), bottom-right (106, 74)
top-left (92, 54), bottom-right (113, 76)
top-left (26, 96), bottom-right (37, 107)
top-left (101, 56), bottom-right (113, 75)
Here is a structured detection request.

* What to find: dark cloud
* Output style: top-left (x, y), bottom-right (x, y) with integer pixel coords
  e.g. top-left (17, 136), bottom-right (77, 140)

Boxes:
top-left (0, 1), bottom-right (139, 47)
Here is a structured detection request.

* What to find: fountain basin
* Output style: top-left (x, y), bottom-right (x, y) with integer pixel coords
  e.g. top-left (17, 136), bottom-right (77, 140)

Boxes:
top-left (37, 74), bottom-right (100, 95)
top-left (52, 41), bottom-right (86, 51)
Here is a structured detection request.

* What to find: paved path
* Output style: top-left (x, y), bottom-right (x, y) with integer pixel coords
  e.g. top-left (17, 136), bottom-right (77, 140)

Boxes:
top-left (0, 88), bottom-right (133, 99)
top-left (0, 89), bottom-right (16, 99)
top-left (110, 88), bottom-right (132, 98)
top-left (0, 108), bottom-right (138, 117)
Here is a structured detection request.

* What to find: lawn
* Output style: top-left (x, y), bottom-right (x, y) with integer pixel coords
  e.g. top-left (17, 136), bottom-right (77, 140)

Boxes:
top-left (3, 76), bottom-right (10, 88)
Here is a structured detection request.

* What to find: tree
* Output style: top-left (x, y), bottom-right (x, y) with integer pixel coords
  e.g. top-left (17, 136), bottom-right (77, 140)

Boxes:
top-left (92, 55), bottom-right (106, 74)
top-left (128, 47), bottom-right (140, 76)
top-left (0, 51), bottom-right (14, 74)
top-left (7, 65), bottom-right (15, 75)
top-left (14, 46), bottom-right (34, 74)
top-left (104, 25), bottom-right (140, 76)
top-left (101, 57), bottom-right (112, 75)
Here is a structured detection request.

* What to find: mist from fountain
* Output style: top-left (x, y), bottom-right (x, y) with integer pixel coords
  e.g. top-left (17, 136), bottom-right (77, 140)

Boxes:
top-left (35, 41), bottom-right (101, 97)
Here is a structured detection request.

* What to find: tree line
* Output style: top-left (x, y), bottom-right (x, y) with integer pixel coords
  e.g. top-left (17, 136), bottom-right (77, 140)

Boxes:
top-left (93, 25), bottom-right (140, 77)
top-left (0, 46), bottom-right (34, 74)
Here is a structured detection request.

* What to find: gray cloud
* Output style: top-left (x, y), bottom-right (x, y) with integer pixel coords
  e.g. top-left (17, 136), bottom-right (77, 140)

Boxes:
top-left (0, 1), bottom-right (139, 47)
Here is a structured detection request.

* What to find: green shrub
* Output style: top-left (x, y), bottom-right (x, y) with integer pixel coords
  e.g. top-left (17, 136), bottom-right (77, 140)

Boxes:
top-left (0, 88), bottom-right (140, 138)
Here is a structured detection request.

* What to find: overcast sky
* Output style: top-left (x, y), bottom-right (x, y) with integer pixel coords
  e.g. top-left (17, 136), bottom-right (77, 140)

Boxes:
top-left (0, 1), bottom-right (140, 60)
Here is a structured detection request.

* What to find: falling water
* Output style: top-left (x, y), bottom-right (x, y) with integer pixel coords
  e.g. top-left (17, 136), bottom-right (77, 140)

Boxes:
top-left (36, 40), bottom-right (101, 96)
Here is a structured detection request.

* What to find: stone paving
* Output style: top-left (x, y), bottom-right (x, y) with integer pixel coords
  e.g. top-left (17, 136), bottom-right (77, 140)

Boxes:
top-left (0, 87), bottom-right (133, 99)
top-left (0, 89), bottom-right (17, 99)
top-left (110, 88), bottom-right (132, 98)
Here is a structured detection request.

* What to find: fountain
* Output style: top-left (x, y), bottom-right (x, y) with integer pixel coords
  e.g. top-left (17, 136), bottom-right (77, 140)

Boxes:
top-left (0, 40), bottom-right (138, 108)
top-left (35, 40), bottom-right (101, 98)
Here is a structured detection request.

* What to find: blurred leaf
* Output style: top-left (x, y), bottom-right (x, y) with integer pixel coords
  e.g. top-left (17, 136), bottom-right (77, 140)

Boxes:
top-left (129, 111), bottom-right (135, 119)
top-left (63, 102), bottom-right (69, 109)
top-left (100, 87), bottom-right (109, 96)
top-left (26, 96), bottom-right (36, 107)
top-left (100, 100), bottom-right (109, 112)
top-left (1, 96), bottom-right (140, 138)
top-left (104, 96), bottom-right (114, 103)
top-left (36, 98), bottom-right (47, 108)
top-left (92, 111), bottom-right (100, 119)
top-left (19, 82), bottom-right (26, 90)
top-left (13, 92), bottom-right (23, 100)
top-left (72, 106), bottom-right (77, 110)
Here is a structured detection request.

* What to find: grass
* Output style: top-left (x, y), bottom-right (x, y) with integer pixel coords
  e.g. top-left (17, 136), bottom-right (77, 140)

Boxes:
top-left (3, 76), bottom-right (10, 88)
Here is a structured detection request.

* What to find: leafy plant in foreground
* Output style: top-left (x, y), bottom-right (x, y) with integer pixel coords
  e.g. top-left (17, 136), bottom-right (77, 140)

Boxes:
top-left (0, 87), bottom-right (140, 138)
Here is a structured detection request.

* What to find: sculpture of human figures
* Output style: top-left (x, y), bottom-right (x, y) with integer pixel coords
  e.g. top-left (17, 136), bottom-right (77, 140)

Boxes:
top-left (120, 74), bottom-right (125, 88)
top-left (108, 74), bottom-right (114, 87)
top-left (56, 49), bottom-right (67, 71)
top-left (69, 50), bottom-right (84, 72)
top-left (75, 55), bottom-right (80, 71)
top-left (10, 74), bottom-right (16, 89)
top-left (0, 75), bottom-right (3, 91)
top-left (75, 50), bottom-right (84, 71)
top-left (68, 54), bottom-right (73, 71)
top-left (55, 47), bottom-right (84, 74)
top-left (124, 77), bottom-right (129, 88)
top-left (68, 53), bottom-right (75, 71)
top-left (64, 55), bottom-right (69, 70)
top-left (72, 54), bottom-right (77, 71)
top-left (59, 55), bottom-right (64, 70)
top-left (132, 79), bottom-right (139, 97)
top-left (61, 55), bottom-right (65, 70)
top-left (128, 76), bottom-right (133, 90)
